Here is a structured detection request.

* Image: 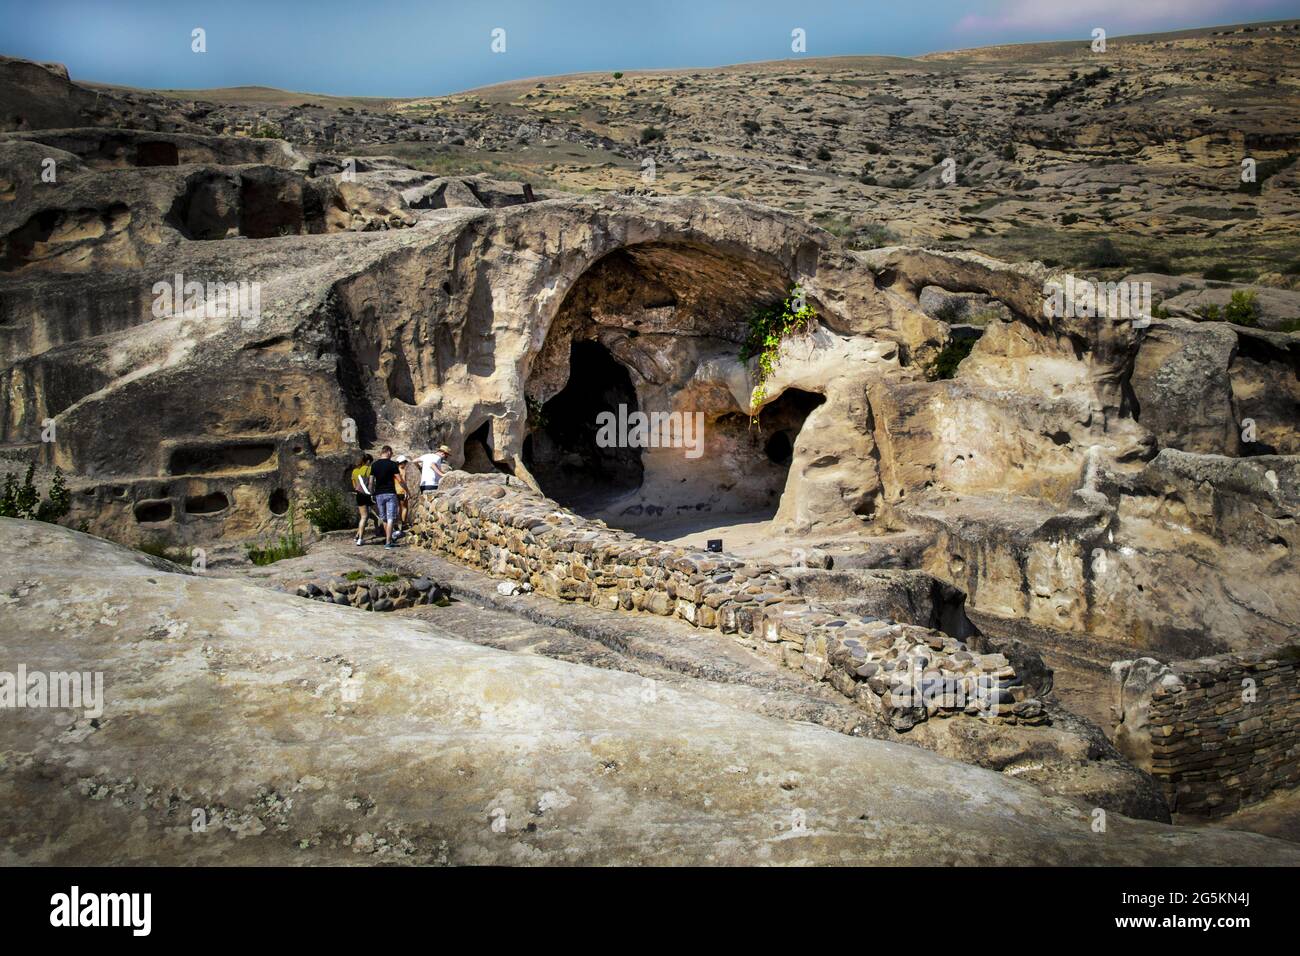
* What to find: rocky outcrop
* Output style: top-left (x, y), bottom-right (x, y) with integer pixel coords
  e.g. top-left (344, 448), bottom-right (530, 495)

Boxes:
top-left (5, 517), bottom-right (1298, 865)
top-left (406, 473), bottom-right (1045, 731)
top-left (1113, 647), bottom-right (1300, 817)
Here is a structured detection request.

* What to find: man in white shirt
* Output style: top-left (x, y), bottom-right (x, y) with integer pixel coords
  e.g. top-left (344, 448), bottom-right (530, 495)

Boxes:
top-left (414, 444), bottom-right (450, 493)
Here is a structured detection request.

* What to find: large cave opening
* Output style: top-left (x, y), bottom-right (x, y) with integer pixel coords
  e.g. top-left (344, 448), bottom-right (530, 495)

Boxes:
top-left (521, 239), bottom-right (827, 538)
top-left (523, 339), bottom-right (645, 508)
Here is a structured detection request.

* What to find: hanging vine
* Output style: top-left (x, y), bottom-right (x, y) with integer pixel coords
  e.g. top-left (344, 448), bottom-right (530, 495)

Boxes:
top-left (739, 286), bottom-right (817, 416)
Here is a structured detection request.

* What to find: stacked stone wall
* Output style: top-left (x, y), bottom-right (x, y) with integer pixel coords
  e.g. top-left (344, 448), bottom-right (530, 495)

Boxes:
top-left (1113, 649), bottom-right (1300, 816)
top-left (410, 474), bottom-right (1045, 731)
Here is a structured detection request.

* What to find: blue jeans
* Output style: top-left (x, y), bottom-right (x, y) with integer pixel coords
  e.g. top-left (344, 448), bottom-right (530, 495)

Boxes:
top-left (374, 493), bottom-right (399, 523)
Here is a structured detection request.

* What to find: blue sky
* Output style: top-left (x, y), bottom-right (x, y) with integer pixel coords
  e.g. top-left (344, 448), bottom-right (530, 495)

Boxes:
top-left (2, 0), bottom-right (1297, 97)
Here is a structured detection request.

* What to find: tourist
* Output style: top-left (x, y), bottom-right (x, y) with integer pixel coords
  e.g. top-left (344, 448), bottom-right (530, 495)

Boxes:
top-left (368, 446), bottom-right (402, 549)
top-left (394, 455), bottom-right (410, 532)
top-left (351, 453), bottom-right (375, 546)
top-left (414, 444), bottom-right (451, 494)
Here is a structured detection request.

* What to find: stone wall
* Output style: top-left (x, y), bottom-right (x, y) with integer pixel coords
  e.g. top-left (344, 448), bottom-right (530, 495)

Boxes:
top-left (408, 474), bottom-right (1045, 731)
top-left (295, 574), bottom-right (449, 612)
top-left (1112, 648), bottom-right (1300, 816)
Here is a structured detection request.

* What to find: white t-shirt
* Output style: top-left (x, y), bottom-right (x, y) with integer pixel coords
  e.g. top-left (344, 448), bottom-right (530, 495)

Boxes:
top-left (415, 453), bottom-right (446, 487)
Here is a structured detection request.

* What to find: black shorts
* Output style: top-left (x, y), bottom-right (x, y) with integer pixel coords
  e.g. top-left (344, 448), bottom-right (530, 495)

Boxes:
top-left (355, 492), bottom-right (372, 507)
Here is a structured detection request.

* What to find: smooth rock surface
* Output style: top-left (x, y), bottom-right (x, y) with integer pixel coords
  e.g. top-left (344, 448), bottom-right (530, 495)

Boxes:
top-left (2, 518), bottom-right (1297, 865)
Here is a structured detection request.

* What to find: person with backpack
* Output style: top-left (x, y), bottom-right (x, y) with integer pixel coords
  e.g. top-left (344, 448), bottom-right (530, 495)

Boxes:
top-left (351, 453), bottom-right (376, 546)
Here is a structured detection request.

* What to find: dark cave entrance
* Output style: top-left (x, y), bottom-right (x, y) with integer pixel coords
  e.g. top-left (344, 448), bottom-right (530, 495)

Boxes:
top-left (523, 340), bottom-right (644, 507)
top-left (463, 420), bottom-right (514, 475)
top-left (758, 388), bottom-right (825, 467)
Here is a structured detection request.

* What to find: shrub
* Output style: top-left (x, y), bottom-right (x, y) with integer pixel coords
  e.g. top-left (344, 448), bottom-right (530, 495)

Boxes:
top-left (1203, 263), bottom-right (1235, 281)
top-left (0, 464), bottom-right (71, 523)
top-left (816, 145), bottom-right (832, 161)
top-left (301, 487), bottom-right (354, 533)
top-left (612, 71), bottom-right (624, 79)
top-left (934, 299), bottom-right (967, 324)
top-left (1195, 303), bottom-right (1222, 321)
top-left (1000, 142), bottom-right (1016, 161)
top-left (1224, 290), bottom-right (1261, 327)
top-left (926, 338), bottom-right (976, 381)
top-left (741, 119), bottom-right (760, 135)
top-left (740, 288), bottom-right (818, 412)
top-left (1085, 238), bottom-right (1125, 268)
top-left (246, 501), bottom-right (307, 566)
top-left (639, 126), bottom-right (664, 145)
top-left (847, 223), bottom-right (898, 250)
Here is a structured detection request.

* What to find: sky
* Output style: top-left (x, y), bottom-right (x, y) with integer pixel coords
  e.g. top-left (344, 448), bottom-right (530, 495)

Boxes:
top-left (2, 0), bottom-right (1297, 97)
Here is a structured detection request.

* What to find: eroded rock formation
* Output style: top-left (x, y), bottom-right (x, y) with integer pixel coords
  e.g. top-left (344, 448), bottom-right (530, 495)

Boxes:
top-left (1, 52), bottom-right (1297, 832)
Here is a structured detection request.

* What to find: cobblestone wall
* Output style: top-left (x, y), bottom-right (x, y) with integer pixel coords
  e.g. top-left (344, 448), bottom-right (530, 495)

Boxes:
top-left (1112, 649), bottom-right (1300, 816)
top-left (409, 474), bottom-right (1045, 731)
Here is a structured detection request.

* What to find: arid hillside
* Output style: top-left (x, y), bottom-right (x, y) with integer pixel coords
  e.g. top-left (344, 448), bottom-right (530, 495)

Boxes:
top-left (8, 20), bottom-right (1298, 281)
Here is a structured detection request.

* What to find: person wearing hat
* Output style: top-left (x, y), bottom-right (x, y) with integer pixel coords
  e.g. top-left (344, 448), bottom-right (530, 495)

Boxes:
top-left (415, 445), bottom-right (450, 495)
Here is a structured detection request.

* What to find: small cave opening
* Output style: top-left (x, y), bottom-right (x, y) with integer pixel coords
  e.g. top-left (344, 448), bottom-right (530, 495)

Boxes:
top-left (268, 488), bottom-right (289, 515)
top-left (183, 491), bottom-right (230, 515)
top-left (169, 442), bottom-right (276, 475)
top-left (523, 340), bottom-right (644, 508)
top-left (134, 499), bottom-right (173, 523)
top-left (757, 388), bottom-right (826, 468)
top-left (462, 421), bottom-right (513, 475)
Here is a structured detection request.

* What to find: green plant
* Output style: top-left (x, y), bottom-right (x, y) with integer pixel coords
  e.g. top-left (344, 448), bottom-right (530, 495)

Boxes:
top-left (1085, 238), bottom-right (1125, 269)
top-left (0, 464), bottom-right (71, 523)
top-left (374, 573), bottom-right (400, 584)
top-left (847, 222), bottom-right (898, 250)
top-left (1195, 303), bottom-right (1222, 321)
top-left (246, 500), bottom-right (307, 566)
top-left (816, 145), bottom-right (832, 161)
top-left (344, 570), bottom-right (370, 582)
top-left (740, 287), bottom-right (817, 413)
top-left (1224, 290), bottom-right (1261, 327)
top-left (1204, 263), bottom-right (1236, 281)
top-left (934, 299), bottom-right (967, 324)
top-left (251, 124), bottom-right (285, 140)
top-left (741, 119), bottom-right (760, 135)
top-left (926, 338), bottom-right (976, 381)
top-left (1277, 317), bottom-right (1300, 333)
top-left (301, 487), bottom-right (354, 533)
top-left (526, 396), bottom-right (548, 430)
top-left (639, 126), bottom-right (664, 145)
top-left (612, 71), bottom-right (624, 79)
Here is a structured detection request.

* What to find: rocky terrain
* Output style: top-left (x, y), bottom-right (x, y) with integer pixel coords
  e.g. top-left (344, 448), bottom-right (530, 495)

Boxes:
top-left (1, 20), bottom-right (1298, 863)
top-left (5, 518), bottom-right (1298, 865)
